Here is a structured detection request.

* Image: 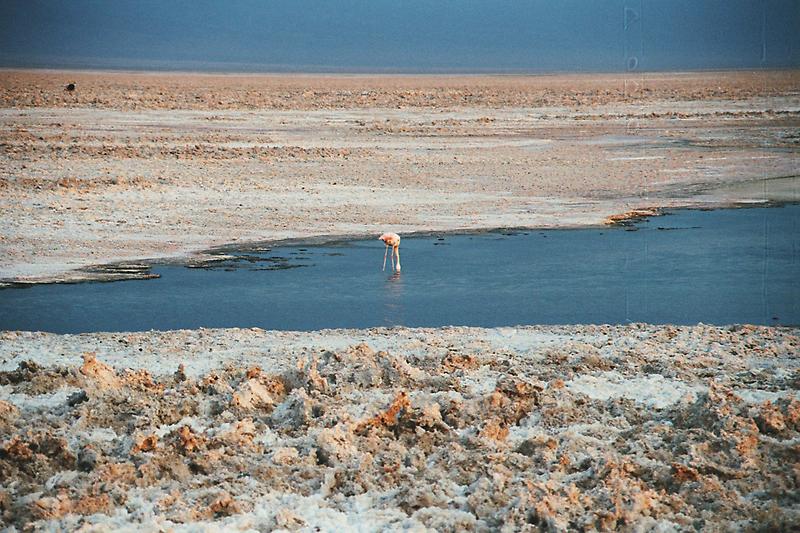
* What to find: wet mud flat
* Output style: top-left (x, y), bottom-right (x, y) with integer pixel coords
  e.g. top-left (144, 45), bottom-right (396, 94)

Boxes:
top-left (0, 324), bottom-right (798, 531)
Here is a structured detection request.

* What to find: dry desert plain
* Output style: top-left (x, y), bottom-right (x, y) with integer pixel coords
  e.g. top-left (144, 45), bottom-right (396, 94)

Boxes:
top-left (0, 70), bottom-right (799, 531)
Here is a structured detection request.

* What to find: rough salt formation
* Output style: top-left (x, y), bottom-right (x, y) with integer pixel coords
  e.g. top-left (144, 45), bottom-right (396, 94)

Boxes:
top-left (0, 324), bottom-right (797, 531)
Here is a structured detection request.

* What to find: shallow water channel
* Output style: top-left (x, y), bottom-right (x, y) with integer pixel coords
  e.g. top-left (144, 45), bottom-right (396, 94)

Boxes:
top-left (1, 205), bottom-right (798, 333)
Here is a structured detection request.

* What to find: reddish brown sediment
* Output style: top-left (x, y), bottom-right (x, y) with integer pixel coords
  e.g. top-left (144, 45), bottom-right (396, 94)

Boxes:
top-left (603, 207), bottom-right (662, 225)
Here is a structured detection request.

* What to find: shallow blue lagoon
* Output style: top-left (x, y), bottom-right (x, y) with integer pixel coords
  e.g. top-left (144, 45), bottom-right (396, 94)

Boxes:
top-left (1, 205), bottom-right (798, 333)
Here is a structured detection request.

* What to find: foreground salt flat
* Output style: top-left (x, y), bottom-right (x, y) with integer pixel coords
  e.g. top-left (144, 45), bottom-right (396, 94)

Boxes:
top-left (1, 70), bottom-right (798, 282)
top-left (0, 324), bottom-right (797, 531)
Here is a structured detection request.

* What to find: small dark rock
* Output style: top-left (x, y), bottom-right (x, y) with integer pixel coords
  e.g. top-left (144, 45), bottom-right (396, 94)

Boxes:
top-left (189, 460), bottom-right (208, 474)
top-left (515, 439), bottom-right (540, 457)
top-left (67, 390), bottom-right (89, 406)
top-left (0, 361), bottom-right (41, 385)
top-left (77, 446), bottom-right (97, 472)
top-left (65, 83), bottom-right (76, 92)
top-left (315, 447), bottom-right (333, 466)
top-left (175, 364), bottom-right (187, 382)
top-left (18, 360), bottom-right (41, 374)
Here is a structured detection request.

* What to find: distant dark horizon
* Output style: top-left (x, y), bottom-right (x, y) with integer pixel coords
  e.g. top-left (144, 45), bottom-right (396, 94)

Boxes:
top-left (1, 1), bottom-right (798, 74)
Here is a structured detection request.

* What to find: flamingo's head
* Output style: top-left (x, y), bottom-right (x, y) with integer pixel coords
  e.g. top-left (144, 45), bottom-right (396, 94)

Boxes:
top-left (378, 232), bottom-right (400, 246)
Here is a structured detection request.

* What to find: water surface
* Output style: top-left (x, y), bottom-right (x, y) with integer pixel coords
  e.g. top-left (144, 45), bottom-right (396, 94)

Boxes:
top-left (1, 205), bottom-right (797, 333)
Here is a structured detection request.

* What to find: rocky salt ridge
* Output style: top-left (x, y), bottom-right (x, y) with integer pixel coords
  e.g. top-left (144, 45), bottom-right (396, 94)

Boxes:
top-left (0, 324), bottom-right (798, 531)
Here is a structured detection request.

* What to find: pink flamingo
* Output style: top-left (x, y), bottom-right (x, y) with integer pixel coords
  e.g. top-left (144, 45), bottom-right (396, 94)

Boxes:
top-left (379, 232), bottom-right (401, 272)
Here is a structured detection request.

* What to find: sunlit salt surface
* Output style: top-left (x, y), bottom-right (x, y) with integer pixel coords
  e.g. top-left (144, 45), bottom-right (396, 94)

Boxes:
top-left (1, 205), bottom-right (797, 333)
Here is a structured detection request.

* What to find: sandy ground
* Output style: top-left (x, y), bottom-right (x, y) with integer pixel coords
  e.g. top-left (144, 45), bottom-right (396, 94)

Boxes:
top-left (1, 70), bottom-right (799, 283)
top-left (0, 325), bottom-right (798, 531)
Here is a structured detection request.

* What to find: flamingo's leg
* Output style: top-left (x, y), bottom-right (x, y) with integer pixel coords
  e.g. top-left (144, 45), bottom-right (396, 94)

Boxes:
top-left (383, 244), bottom-right (388, 271)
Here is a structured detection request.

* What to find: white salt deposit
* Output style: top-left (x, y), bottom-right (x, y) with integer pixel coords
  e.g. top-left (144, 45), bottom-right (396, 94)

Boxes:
top-left (479, 327), bottom-right (563, 356)
top-left (458, 366), bottom-right (500, 395)
top-left (0, 385), bottom-right (81, 411)
top-left (735, 388), bottom-right (795, 405)
top-left (565, 371), bottom-right (703, 409)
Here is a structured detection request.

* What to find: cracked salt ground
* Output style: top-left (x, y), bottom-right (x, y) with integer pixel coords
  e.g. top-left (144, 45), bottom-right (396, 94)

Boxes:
top-left (0, 324), bottom-right (797, 531)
